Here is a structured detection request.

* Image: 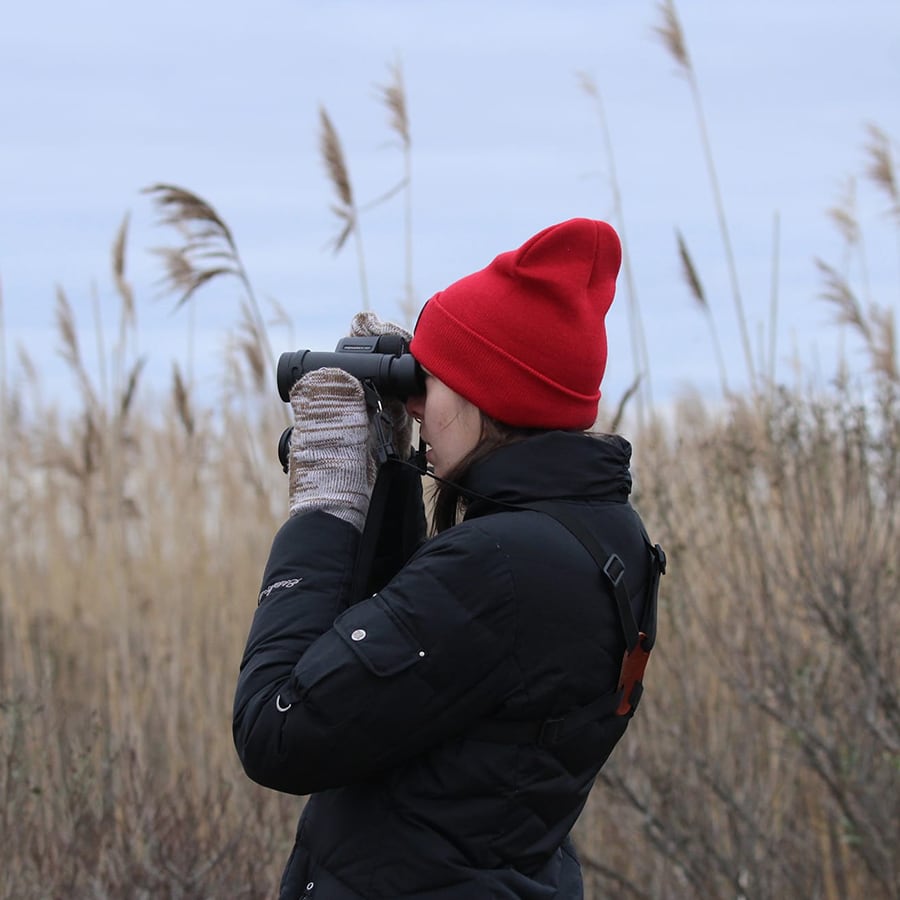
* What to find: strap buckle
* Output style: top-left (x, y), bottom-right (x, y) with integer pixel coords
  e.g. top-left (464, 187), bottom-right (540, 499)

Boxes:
top-left (603, 553), bottom-right (626, 587)
top-left (362, 381), bottom-right (397, 464)
top-left (537, 717), bottom-right (565, 747)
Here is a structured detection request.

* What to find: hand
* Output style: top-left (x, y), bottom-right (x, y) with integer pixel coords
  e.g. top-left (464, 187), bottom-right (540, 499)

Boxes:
top-left (288, 367), bottom-right (376, 531)
top-left (349, 312), bottom-right (414, 460)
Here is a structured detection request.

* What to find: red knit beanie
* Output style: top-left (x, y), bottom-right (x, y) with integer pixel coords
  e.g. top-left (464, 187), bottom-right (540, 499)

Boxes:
top-left (410, 218), bottom-right (621, 429)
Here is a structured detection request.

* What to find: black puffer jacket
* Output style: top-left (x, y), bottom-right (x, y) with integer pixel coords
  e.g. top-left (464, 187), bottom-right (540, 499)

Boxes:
top-left (233, 431), bottom-right (657, 899)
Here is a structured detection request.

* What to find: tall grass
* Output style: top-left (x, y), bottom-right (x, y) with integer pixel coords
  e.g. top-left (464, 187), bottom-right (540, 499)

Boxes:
top-left (577, 70), bottom-right (653, 429)
top-left (577, 378), bottom-right (899, 898)
top-left (3, 187), bottom-right (898, 900)
top-left (1, 47), bottom-right (898, 900)
top-left (0, 221), bottom-right (300, 897)
top-left (574, 118), bottom-right (899, 898)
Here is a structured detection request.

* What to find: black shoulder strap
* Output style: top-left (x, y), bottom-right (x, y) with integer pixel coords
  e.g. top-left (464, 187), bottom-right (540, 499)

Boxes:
top-left (525, 500), bottom-right (643, 653)
top-left (350, 460), bottom-right (395, 603)
top-left (468, 501), bottom-right (666, 745)
top-left (350, 384), bottom-right (426, 603)
top-left (350, 449), bottom-right (427, 603)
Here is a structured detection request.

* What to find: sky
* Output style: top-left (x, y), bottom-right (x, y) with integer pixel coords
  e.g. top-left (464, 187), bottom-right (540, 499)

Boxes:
top-left (1, 0), bottom-right (898, 417)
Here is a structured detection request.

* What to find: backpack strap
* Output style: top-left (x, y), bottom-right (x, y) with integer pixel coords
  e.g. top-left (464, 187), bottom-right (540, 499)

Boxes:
top-left (349, 382), bottom-right (427, 603)
top-left (527, 500), bottom-right (642, 654)
top-left (528, 501), bottom-right (664, 718)
top-left (468, 501), bottom-right (665, 746)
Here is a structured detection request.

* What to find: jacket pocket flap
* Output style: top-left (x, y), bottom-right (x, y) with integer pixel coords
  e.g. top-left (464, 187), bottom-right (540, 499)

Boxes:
top-left (334, 595), bottom-right (424, 677)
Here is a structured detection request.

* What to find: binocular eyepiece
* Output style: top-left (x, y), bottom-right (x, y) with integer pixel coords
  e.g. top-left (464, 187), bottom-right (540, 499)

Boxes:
top-left (276, 333), bottom-right (425, 472)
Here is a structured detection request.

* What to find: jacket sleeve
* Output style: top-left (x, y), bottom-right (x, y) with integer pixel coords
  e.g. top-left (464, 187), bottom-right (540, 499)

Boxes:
top-left (232, 510), bottom-right (519, 796)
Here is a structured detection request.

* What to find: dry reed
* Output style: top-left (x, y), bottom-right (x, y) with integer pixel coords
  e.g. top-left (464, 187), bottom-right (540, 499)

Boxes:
top-left (319, 106), bottom-right (370, 311)
top-left (579, 381), bottom-right (899, 898)
top-left (578, 69), bottom-right (653, 428)
top-left (654, 0), bottom-right (757, 392)
top-left (675, 228), bottom-right (729, 395)
top-left (2, 56), bottom-right (897, 900)
top-left (376, 59), bottom-right (416, 327)
top-left (3, 208), bottom-right (897, 898)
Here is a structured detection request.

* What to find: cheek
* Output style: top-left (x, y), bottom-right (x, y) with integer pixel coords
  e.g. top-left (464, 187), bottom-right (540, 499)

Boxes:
top-left (460, 406), bottom-right (483, 452)
top-left (428, 394), bottom-right (461, 433)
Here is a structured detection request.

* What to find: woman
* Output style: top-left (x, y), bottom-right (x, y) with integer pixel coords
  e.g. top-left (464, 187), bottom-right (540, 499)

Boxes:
top-left (233, 218), bottom-right (664, 899)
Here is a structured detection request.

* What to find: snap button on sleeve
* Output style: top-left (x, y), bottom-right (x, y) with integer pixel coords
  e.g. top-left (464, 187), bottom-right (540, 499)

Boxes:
top-left (334, 596), bottom-right (423, 676)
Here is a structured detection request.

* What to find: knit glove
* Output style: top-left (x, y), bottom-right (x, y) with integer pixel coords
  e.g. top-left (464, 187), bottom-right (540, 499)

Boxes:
top-left (288, 367), bottom-right (377, 532)
top-left (349, 311), bottom-right (414, 460)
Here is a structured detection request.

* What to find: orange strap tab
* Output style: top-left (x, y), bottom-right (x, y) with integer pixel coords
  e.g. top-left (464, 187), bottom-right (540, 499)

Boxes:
top-left (616, 632), bottom-right (651, 716)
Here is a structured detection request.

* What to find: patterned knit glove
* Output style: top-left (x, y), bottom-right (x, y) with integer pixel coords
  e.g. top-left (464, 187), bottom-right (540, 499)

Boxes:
top-left (288, 367), bottom-right (377, 531)
top-left (349, 311), bottom-right (414, 460)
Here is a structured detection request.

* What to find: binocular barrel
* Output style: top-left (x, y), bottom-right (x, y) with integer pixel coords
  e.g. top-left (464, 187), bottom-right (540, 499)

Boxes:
top-left (276, 347), bottom-right (424, 402)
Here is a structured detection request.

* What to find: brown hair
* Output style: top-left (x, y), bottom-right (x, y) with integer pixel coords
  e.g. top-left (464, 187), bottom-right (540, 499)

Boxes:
top-left (430, 415), bottom-right (545, 533)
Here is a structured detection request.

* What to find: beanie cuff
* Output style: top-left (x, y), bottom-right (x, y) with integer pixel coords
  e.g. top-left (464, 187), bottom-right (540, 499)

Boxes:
top-left (411, 299), bottom-right (600, 429)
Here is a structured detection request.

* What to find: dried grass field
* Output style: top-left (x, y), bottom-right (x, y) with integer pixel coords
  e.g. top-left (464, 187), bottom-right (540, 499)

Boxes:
top-left (2, 5), bottom-right (898, 894)
top-left (2, 248), bottom-right (898, 898)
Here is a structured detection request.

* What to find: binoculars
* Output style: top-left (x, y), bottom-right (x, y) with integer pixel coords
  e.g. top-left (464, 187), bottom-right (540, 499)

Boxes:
top-left (276, 333), bottom-right (425, 471)
top-left (277, 334), bottom-right (424, 402)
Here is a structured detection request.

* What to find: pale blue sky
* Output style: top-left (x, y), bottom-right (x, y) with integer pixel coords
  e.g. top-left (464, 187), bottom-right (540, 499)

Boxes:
top-left (1, 0), bottom-right (898, 413)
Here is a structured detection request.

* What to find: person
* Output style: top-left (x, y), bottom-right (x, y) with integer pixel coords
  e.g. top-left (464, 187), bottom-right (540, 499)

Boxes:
top-left (232, 218), bottom-right (665, 900)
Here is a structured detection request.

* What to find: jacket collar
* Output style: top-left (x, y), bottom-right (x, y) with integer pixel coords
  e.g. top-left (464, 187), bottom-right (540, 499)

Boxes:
top-left (461, 431), bottom-right (633, 520)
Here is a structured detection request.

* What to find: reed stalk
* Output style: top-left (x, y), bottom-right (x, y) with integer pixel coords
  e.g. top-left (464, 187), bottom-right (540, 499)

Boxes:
top-left (377, 59), bottom-right (416, 327)
top-left (578, 70), bottom-right (653, 428)
top-left (654, 0), bottom-right (757, 391)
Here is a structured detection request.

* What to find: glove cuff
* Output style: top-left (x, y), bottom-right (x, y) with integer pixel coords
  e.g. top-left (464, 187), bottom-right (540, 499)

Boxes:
top-left (349, 311), bottom-right (412, 341)
top-left (290, 444), bottom-right (372, 531)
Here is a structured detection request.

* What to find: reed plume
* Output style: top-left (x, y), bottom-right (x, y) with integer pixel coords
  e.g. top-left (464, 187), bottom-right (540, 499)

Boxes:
top-left (55, 286), bottom-right (98, 409)
top-left (817, 129), bottom-right (898, 385)
top-left (119, 357), bottom-right (146, 421)
top-left (320, 107), bottom-right (370, 310)
top-left (676, 229), bottom-right (705, 309)
top-left (320, 108), bottom-right (355, 251)
top-left (378, 59), bottom-right (410, 149)
top-left (677, 229), bottom-right (728, 393)
top-left (235, 301), bottom-right (267, 393)
top-left (817, 257), bottom-right (897, 382)
top-left (145, 184), bottom-right (242, 308)
top-left (112, 213), bottom-right (135, 327)
top-left (653, 0), bottom-right (689, 68)
top-left (869, 306), bottom-right (897, 382)
top-left (144, 183), bottom-right (275, 392)
top-left (816, 259), bottom-right (869, 339)
top-left (827, 178), bottom-right (861, 249)
top-left (654, 0), bottom-right (756, 391)
top-left (377, 59), bottom-right (416, 326)
top-left (864, 123), bottom-right (899, 221)
top-left (171, 363), bottom-right (194, 436)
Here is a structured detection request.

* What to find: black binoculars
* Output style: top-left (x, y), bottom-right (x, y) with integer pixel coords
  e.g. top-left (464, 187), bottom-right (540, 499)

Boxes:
top-left (276, 333), bottom-right (425, 471)
top-left (277, 334), bottom-right (424, 402)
